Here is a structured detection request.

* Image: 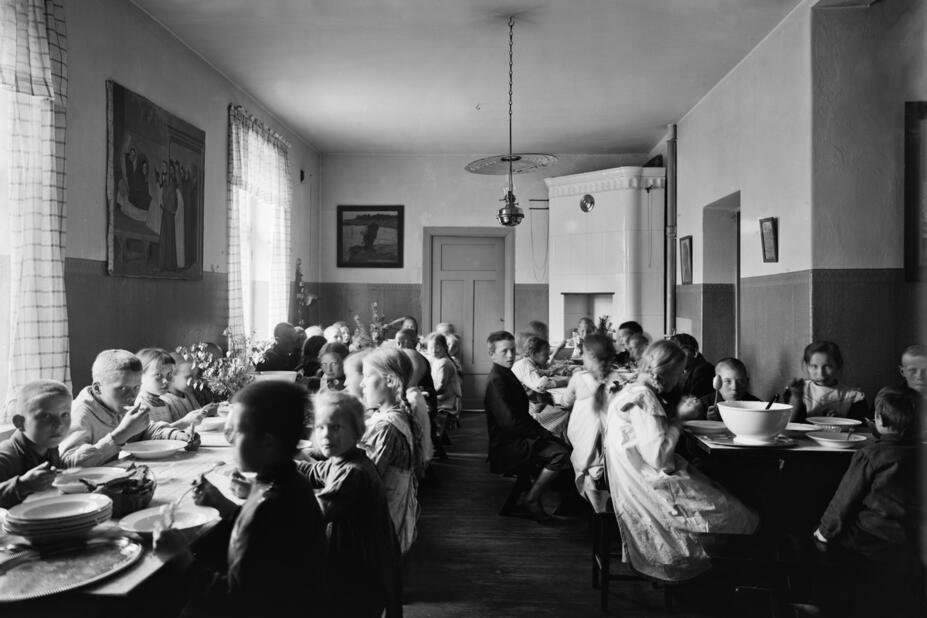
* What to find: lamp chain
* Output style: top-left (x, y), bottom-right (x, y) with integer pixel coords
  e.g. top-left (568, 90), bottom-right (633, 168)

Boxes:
top-left (508, 16), bottom-right (514, 181)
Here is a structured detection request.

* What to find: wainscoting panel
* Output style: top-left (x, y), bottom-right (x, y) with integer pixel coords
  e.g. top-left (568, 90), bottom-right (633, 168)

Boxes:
top-left (65, 258), bottom-right (227, 389)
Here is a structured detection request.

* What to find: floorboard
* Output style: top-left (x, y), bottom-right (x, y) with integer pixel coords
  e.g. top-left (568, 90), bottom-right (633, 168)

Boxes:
top-left (402, 412), bottom-right (712, 618)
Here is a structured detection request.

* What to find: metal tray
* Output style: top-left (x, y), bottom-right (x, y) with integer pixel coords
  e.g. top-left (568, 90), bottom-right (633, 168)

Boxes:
top-left (0, 536), bottom-right (142, 602)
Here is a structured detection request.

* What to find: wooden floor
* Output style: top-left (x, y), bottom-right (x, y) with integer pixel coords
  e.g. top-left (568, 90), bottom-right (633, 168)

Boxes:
top-left (402, 412), bottom-right (710, 618)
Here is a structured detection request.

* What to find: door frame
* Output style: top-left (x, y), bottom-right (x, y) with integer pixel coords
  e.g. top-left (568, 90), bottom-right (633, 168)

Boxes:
top-left (421, 226), bottom-right (515, 335)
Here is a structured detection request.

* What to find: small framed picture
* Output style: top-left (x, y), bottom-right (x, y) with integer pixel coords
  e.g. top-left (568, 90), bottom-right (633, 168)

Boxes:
top-left (759, 217), bottom-right (778, 263)
top-left (336, 205), bottom-right (404, 268)
top-left (679, 235), bottom-right (693, 284)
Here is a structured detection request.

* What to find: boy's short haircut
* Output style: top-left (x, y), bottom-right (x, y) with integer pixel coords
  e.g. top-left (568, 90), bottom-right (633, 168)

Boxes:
top-left (802, 340), bottom-right (843, 369)
top-left (715, 357), bottom-right (748, 376)
top-left (233, 381), bottom-right (309, 454)
top-left (313, 391), bottom-right (365, 439)
top-left (273, 322), bottom-right (296, 339)
top-left (342, 349), bottom-right (372, 376)
top-left (91, 349), bottom-right (142, 383)
top-left (318, 342), bottom-right (350, 361)
top-left (577, 317), bottom-right (596, 330)
top-left (670, 333), bottom-right (699, 354)
top-left (527, 320), bottom-right (548, 338)
top-left (17, 380), bottom-right (72, 417)
top-left (627, 333), bottom-right (650, 347)
top-left (524, 335), bottom-right (551, 357)
top-left (395, 329), bottom-right (418, 349)
top-left (487, 330), bottom-right (514, 354)
top-left (901, 344), bottom-right (927, 359)
top-left (136, 348), bottom-right (175, 372)
top-left (617, 321), bottom-right (643, 334)
top-left (874, 386), bottom-right (919, 439)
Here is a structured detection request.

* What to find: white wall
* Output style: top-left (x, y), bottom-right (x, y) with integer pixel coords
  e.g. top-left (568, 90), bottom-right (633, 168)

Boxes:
top-left (676, 0), bottom-right (814, 282)
top-left (65, 0), bottom-right (321, 276)
top-left (811, 0), bottom-right (927, 269)
top-left (319, 154), bottom-right (644, 285)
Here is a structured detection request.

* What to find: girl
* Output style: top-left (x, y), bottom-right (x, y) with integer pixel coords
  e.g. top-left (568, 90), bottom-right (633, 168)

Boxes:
top-left (511, 336), bottom-right (570, 436)
top-left (563, 333), bottom-right (621, 493)
top-left (318, 342), bottom-right (349, 393)
top-left (164, 353), bottom-right (218, 425)
top-left (361, 348), bottom-right (422, 554)
top-left (342, 349), bottom-right (372, 402)
top-left (297, 392), bottom-right (402, 618)
top-left (604, 340), bottom-right (758, 582)
top-left (425, 333), bottom-right (461, 448)
top-left (570, 317), bottom-right (597, 361)
top-left (784, 341), bottom-right (867, 421)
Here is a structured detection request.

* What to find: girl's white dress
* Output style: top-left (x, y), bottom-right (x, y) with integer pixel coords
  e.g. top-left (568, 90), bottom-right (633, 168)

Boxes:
top-left (563, 370), bottom-right (619, 493)
top-left (604, 383), bottom-right (759, 582)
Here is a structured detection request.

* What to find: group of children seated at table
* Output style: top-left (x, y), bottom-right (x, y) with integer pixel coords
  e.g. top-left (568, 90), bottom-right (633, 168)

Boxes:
top-left (498, 318), bottom-right (923, 616)
top-left (0, 316), bottom-right (469, 616)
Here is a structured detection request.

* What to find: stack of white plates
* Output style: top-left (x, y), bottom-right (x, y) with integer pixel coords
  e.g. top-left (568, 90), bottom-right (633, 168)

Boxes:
top-left (2, 494), bottom-right (112, 543)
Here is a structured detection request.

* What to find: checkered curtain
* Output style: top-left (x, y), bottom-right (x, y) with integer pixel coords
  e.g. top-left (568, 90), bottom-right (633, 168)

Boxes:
top-left (1, 0), bottom-right (70, 421)
top-left (227, 105), bottom-right (292, 342)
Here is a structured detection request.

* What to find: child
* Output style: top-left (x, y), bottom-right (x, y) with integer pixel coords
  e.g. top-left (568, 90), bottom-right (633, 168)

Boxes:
top-left (318, 342), bottom-right (349, 393)
top-left (898, 344), bottom-right (927, 403)
top-left (784, 341), bottom-right (866, 421)
top-left (813, 386), bottom-right (923, 617)
top-left (163, 352), bottom-right (218, 427)
top-left (626, 333), bottom-right (650, 368)
top-left (563, 333), bottom-right (620, 493)
top-left (361, 347), bottom-right (421, 553)
top-left (425, 332), bottom-right (461, 450)
top-left (444, 333), bottom-right (463, 374)
top-left (570, 317), bottom-right (596, 361)
top-left (0, 380), bottom-right (70, 507)
top-left (342, 349), bottom-right (371, 401)
top-left (297, 392), bottom-right (402, 618)
top-left (511, 336), bottom-right (570, 436)
top-left (155, 381), bottom-right (327, 617)
top-left (698, 357), bottom-right (760, 421)
top-left (59, 350), bottom-right (195, 467)
top-left (136, 348), bottom-right (205, 439)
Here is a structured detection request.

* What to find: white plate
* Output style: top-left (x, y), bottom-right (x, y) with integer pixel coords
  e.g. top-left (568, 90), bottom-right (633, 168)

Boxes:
top-left (784, 423), bottom-right (817, 433)
top-left (6, 493), bottom-right (112, 522)
top-left (119, 505), bottom-right (219, 535)
top-left (122, 440), bottom-right (188, 459)
top-left (683, 420), bottom-right (728, 435)
top-left (198, 417), bottom-right (226, 432)
top-left (807, 431), bottom-right (866, 448)
top-left (53, 467), bottom-right (127, 493)
top-left (806, 416), bottom-right (862, 428)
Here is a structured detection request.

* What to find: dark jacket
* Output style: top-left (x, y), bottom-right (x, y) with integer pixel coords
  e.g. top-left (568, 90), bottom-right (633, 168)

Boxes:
top-left (818, 434), bottom-right (920, 563)
top-left (192, 461), bottom-right (327, 617)
top-left (0, 430), bottom-right (62, 508)
top-left (484, 363), bottom-right (552, 474)
top-left (682, 354), bottom-right (715, 399)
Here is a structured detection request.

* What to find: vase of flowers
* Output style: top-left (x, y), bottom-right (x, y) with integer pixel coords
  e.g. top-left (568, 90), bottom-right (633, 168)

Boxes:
top-left (176, 330), bottom-right (273, 399)
top-left (351, 302), bottom-right (392, 350)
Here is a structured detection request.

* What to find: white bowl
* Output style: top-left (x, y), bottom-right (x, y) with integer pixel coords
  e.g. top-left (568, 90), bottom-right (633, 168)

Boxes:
top-left (120, 505), bottom-right (219, 537)
top-left (716, 401), bottom-right (793, 445)
top-left (198, 417), bottom-right (227, 432)
top-left (807, 431), bottom-right (866, 449)
top-left (251, 371), bottom-right (298, 383)
top-left (806, 416), bottom-right (862, 431)
top-left (122, 440), bottom-right (188, 459)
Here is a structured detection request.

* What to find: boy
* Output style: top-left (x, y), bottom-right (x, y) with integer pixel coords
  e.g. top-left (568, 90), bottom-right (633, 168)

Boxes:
top-left (155, 381), bottom-right (327, 617)
top-left (614, 320), bottom-right (643, 366)
top-left (0, 380), bottom-right (70, 507)
top-left (484, 331), bottom-right (571, 522)
top-left (699, 357), bottom-right (760, 420)
top-left (899, 344), bottom-right (926, 403)
top-left (59, 349), bottom-right (196, 468)
top-left (813, 386), bottom-right (923, 617)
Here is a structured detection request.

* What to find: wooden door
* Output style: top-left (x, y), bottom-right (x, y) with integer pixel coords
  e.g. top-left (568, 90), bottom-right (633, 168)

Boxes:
top-left (430, 234), bottom-right (507, 409)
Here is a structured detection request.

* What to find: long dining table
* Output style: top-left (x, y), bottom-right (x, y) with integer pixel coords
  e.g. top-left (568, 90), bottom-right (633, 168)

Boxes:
top-left (1, 428), bottom-right (245, 617)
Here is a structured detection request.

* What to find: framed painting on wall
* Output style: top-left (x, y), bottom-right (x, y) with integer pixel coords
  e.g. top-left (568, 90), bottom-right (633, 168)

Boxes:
top-left (905, 101), bottom-right (927, 282)
top-left (679, 235), bottom-right (693, 285)
top-left (336, 205), bottom-right (404, 268)
top-left (759, 217), bottom-right (779, 263)
top-left (106, 81), bottom-right (205, 279)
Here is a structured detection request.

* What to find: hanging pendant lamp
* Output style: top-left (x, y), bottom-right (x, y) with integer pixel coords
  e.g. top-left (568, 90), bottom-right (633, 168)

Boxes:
top-left (466, 16), bottom-right (557, 227)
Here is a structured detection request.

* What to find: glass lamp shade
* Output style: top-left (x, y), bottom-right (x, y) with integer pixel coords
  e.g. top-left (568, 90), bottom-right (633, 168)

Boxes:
top-left (497, 190), bottom-right (524, 226)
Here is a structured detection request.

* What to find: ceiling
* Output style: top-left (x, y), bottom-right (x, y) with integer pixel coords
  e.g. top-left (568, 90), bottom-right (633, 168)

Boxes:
top-left (132, 0), bottom-right (803, 155)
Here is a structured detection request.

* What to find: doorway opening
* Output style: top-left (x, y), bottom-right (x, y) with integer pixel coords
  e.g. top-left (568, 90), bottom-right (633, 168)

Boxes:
top-left (701, 192), bottom-right (741, 359)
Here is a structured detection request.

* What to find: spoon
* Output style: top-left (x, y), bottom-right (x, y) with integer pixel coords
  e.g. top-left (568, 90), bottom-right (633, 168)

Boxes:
top-left (764, 393), bottom-right (780, 410)
top-left (165, 461), bottom-right (225, 527)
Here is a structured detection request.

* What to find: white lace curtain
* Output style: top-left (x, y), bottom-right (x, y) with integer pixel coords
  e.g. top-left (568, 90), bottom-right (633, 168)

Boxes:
top-left (227, 105), bottom-right (292, 343)
top-left (1, 0), bottom-right (70, 420)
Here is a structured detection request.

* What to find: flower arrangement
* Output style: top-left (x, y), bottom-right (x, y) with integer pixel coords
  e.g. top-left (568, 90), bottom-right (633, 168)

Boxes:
top-left (596, 314), bottom-right (614, 337)
top-left (176, 330), bottom-right (273, 399)
top-left (351, 302), bottom-right (392, 349)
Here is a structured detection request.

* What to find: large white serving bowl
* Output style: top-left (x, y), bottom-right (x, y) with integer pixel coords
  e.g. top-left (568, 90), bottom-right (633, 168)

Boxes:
top-left (716, 401), bottom-right (793, 445)
top-left (251, 371), bottom-right (298, 383)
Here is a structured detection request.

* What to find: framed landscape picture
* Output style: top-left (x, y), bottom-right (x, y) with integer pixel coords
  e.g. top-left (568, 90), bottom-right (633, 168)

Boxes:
top-left (337, 205), bottom-right (404, 268)
top-left (106, 81), bottom-right (205, 279)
